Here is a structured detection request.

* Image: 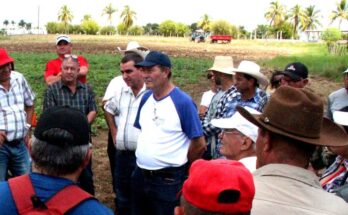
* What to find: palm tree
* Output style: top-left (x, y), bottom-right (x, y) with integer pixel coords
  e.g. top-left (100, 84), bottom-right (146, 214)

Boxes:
top-left (198, 14), bottom-right (210, 32)
top-left (102, 3), bottom-right (117, 26)
top-left (289, 4), bottom-right (305, 39)
top-left (58, 5), bottom-right (73, 33)
top-left (18, 19), bottom-right (26, 29)
top-left (264, 1), bottom-right (286, 27)
top-left (3, 20), bottom-right (9, 29)
top-left (330, 0), bottom-right (348, 29)
top-left (120, 5), bottom-right (136, 31)
top-left (301, 5), bottom-right (322, 31)
top-left (82, 14), bottom-right (92, 22)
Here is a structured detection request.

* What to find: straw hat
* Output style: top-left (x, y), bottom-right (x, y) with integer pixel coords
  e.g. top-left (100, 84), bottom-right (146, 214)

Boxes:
top-left (207, 56), bottom-right (235, 75)
top-left (237, 86), bottom-right (348, 146)
top-left (234, 61), bottom-right (268, 87)
top-left (117, 41), bottom-right (150, 59)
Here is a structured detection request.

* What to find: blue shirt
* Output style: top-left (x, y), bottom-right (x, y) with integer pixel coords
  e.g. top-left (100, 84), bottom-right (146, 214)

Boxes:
top-left (0, 173), bottom-right (113, 215)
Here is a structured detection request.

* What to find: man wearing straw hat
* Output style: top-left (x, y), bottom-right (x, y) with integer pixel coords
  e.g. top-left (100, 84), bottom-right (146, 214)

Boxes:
top-left (204, 60), bottom-right (268, 158)
top-left (202, 56), bottom-right (234, 159)
top-left (0, 48), bottom-right (35, 181)
top-left (237, 86), bottom-right (348, 215)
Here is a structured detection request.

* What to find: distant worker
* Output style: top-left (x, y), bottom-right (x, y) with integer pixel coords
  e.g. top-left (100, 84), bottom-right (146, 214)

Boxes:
top-left (174, 159), bottom-right (255, 215)
top-left (199, 71), bottom-right (220, 120)
top-left (44, 35), bottom-right (89, 85)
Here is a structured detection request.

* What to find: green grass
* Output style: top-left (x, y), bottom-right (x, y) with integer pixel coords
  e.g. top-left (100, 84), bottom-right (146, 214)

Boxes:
top-left (10, 52), bottom-right (211, 132)
top-left (259, 43), bottom-right (348, 82)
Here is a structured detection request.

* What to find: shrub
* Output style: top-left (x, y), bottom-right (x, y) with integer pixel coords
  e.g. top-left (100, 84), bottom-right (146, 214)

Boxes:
top-left (159, 20), bottom-right (176, 36)
top-left (321, 28), bottom-right (343, 54)
top-left (117, 23), bottom-right (127, 35)
top-left (128, 25), bottom-right (144, 35)
top-left (210, 20), bottom-right (232, 35)
top-left (175, 23), bottom-right (190, 37)
top-left (81, 19), bottom-right (100, 35)
top-left (100, 26), bottom-right (116, 35)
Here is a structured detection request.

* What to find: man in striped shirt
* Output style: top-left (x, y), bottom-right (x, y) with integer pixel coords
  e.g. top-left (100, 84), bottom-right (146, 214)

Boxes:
top-left (0, 48), bottom-right (35, 181)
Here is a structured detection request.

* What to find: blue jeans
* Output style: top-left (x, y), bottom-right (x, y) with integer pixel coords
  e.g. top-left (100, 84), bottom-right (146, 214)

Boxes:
top-left (0, 140), bottom-right (30, 181)
top-left (131, 164), bottom-right (188, 215)
top-left (114, 150), bottom-right (136, 215)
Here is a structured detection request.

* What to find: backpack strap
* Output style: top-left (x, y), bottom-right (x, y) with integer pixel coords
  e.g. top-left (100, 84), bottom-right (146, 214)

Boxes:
top-left (45, 184), bottom-right (93, 213)
top-left (8, 174), bottom-right (37, 214)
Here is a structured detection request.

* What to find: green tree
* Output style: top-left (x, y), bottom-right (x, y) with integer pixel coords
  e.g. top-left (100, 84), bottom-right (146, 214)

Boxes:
top-left (210, 20), bottom-right (232, 35)
top-left (255, 24), bottom-right (269, 39)
top-left (159, 20), bottom-right (176, 36)
top-left (82, 14), bottom-right (92, 22)
top-left (301, 5), bottom-right (321, 31)
top-left (18, 19), bottom-right (26, 28)
top-left (128, 25), bottom-right (144, 35)
top-left (100, 26), bottom-right (116, 35)
top-left (198, 14), bottom-right (210, 32)
top-left (330, 0), bottom-right (348, 29)
top-left (175, 23), bottom-right (190, 37)
top-left (102, 3), bottom-right (117, 26)
top-left (289, 4), bottom-right (305, 39)
top-left (25, 23), bottom-right (32, 31)
top-left (81, 17), bottom-right (100, 35)
top-left (120, 5), bottom-right (136, 32)
top-left (143, 23), bottom-right (159, 35)
top-left (265, 1), bottom-right (286, 27)
top-left (117, 23), bottom-right (127, 35)
top-left (58, 5), bottom-right (73, 33)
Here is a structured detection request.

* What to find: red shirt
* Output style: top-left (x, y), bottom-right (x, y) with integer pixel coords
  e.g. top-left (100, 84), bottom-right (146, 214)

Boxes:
top-left (44, 56), bottom-right (88, 83)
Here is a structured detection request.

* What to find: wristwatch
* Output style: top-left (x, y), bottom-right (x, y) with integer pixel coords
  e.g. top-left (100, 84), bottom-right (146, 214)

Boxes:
top-left (25, 123), bottom-right (32, 129)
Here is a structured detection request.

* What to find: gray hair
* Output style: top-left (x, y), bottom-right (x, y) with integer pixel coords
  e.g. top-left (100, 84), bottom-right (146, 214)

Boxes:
top-left (31, 128), bottom-right (89, 176)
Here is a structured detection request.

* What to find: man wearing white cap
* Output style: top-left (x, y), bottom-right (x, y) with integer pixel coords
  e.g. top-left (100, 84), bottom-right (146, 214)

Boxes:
top-left (326, 68), bottom-right (348, 120)
top-left (211, 107), bottom-right (260, 172)
top-left (201, 56), bottom-right (235, 159)
top-left (44, 35), bottom-right (89, 85)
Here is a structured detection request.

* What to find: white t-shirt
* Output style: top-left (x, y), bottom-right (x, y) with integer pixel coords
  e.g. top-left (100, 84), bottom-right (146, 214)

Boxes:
top-left (103, 76), bottom-right (127, 102)
top-left (134, 87), bottom-right (203, 170)
top-left (200, 90), bottom-right (215, 107)
top-left (239, 156), bottom-right (257, 172)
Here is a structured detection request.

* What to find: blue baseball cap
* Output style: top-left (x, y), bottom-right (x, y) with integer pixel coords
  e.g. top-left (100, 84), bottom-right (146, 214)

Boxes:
top-left (135, 51), bottom-right (172, 68)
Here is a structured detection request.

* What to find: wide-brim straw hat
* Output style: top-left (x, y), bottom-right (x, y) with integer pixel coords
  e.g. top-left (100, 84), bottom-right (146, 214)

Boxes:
top-left (117, 41), bottom-right (150, 59)
top-left (0, 48), bottom-right (14, 67)
top-left (233, 60), bottom-right (268, 87)
top-left (237, 86), bottom-right (348, 146)
top-left (207, 56), bottom-right (235, 75)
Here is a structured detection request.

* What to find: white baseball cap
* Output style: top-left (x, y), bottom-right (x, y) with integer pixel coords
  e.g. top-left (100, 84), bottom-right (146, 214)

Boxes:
top-left (211, 107), bottom-right (261, 143)
top-left (56, 35), bottom-right (71, 45)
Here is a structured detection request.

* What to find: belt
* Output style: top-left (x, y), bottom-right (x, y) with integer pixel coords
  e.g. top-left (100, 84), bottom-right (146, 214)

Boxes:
top-left (141, 165), bottom-right (187, 178)
top-left (117, 150), bottom-right (135, 155)
top-left (6, 139), bottom-right (23, 145)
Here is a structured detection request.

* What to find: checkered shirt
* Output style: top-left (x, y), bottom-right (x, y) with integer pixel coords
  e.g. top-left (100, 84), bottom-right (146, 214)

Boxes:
top-left (0, 71), bottom-right (35, 141)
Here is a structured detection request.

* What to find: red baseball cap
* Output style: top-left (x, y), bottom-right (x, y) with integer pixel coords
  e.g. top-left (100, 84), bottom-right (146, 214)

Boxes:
top-left (182, 159), bottom-right (255, 214)
top-left (0, 48), bottom-right (14, 67)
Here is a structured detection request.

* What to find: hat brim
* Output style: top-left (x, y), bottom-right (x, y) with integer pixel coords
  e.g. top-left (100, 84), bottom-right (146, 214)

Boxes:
top-left (135, 61), bottom-right (157, 68)
top-left (237, 106), bottom-right (348, 146)
top-left (234, 70), bottom-right (269, 86)
top-left (208, 66), bottom-right (235, 75)
top-left (0, 57), bottom-right (14, 67)
top-left (281, 71), bottom-right (302, 81)
top-left (118, 48), bottom-right (149, 59)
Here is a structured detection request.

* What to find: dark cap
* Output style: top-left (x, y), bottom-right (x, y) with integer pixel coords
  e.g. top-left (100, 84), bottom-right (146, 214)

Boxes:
top-left (34, 107), bottom-right (89, 146)
top-left (135, 51), bottom-right (171, 68)
top-left (282, 62), bottom-right (308, 81)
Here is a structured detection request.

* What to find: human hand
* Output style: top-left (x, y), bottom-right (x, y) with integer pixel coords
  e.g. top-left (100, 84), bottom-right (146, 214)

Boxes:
top-left (0, 131), bottom-right (7, 147)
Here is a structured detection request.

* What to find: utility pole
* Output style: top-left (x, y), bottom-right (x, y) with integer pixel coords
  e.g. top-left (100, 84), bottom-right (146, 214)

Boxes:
top-left (37, 6), bottom-right (40, 34)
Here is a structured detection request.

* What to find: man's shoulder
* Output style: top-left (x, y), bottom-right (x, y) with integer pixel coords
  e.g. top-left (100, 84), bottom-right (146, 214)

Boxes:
top-left (169, 87), bottom-right (194, 104)
top-left (329, 88), bottom-right (347, 99)
top-left (68, 199), bottom-right (113, 215)
top-left (46, 58), bottom-right (61, 65)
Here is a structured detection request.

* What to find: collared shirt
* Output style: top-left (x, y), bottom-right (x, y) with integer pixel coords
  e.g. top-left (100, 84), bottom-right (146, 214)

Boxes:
top-left (43, 80), bottom-right (97, 115)
top-left (320, 155), bottom-right (348, 192)
top-left (252, 164), bottom-right (348, 215)
top-left (326, 88), bottom-right (348, 120)
top-left (0, 71), bottom-right (35, 141)
top-left (104, 84), bottom-right (147, 151)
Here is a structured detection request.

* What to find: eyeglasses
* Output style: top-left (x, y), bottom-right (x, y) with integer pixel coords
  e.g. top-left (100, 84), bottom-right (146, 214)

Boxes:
top-left (64, 54), bottom-right (78, 59)
top-left (222, 129), bottom-right (244, 136)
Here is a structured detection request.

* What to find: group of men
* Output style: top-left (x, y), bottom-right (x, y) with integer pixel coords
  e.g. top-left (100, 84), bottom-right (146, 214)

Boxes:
top-left (0, 34), bottom-right (348, 215)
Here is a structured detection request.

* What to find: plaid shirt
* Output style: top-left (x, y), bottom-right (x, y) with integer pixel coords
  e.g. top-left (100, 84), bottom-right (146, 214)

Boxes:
top-left (0, 71), bottom-right (35, 141)
top-left (43, 80), bottom-right (97, 115)
top-left (321, 156), bottom-right (348, 192)
top-left (203, 86), bottom-right (268, 157)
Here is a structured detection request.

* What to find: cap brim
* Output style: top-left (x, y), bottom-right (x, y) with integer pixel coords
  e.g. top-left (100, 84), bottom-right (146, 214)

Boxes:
top-left (282, 71), bottom-right (301, 81)
top-left (211, 118), bottom-right (236, 129)
top-left (56, 39), bottom-right (70, 45)
top-left (0, 58), bottom-right (14, 67)
top-left (233, 70), bottom-right (269, 86)
top-left (135, 61), bottom-right (157, 68)
top-left (237, 106), bottom-right (348, 146)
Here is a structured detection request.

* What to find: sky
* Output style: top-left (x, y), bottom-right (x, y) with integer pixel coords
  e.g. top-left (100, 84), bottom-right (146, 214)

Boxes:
top-left (0, 0), bottom-right (346, 31)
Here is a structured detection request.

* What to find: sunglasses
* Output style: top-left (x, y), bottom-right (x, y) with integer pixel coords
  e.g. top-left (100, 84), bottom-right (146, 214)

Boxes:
top-left (64, 54), bottom-right (78, 59)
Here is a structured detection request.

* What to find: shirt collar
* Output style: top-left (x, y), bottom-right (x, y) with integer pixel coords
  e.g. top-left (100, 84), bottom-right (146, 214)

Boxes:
top-left (254, 163), bottom-right (321, 188)
top-left (59, 80), bottom-right (85, 89)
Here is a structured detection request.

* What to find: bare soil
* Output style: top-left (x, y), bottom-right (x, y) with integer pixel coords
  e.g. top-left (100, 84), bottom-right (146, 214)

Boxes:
top-left (1, 38), bottom-right (342, 211)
